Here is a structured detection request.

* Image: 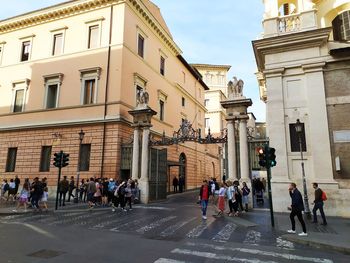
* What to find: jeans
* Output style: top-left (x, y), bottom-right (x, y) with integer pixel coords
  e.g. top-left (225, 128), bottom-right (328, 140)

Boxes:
top-left (201, 200), bottom-right (208, 216)
top-left (31, 194), bottom-right (40, 209)
top-left (313, 201), bottom-right (327, 224)
top-left (290, 208), bottom-right (307, 233)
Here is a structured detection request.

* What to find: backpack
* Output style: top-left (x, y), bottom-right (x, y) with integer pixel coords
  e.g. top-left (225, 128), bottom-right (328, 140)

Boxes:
top-left (321, 190), bottom-right (327, 201)
top-left (214, 182), bottom-right (219, 191)
top-left (108, 182), bottom-right (116, 192)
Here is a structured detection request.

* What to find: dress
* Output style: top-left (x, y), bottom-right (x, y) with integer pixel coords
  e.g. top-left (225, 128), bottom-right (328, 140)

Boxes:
top-left (217, 187), bottom-right (226, 211)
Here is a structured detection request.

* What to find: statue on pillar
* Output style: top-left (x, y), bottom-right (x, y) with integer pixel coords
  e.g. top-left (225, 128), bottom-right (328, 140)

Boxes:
top-left (136, 89), bottom-right (150, 109)
top-left (227, 77), bottom-right (244, 99)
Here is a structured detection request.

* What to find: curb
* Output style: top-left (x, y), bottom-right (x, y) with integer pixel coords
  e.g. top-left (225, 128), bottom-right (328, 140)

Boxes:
top-left (282, 234), bottom-right (350, 255)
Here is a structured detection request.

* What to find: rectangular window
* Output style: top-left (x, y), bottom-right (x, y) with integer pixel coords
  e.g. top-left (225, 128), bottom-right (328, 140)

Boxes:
top-left (46, 84), bottom-right (58, 109)
top-left (289, 123), bottom-right (307, 152)
top-left (83, 79), bottom-right (96, 105)
top-left (21, 41), bottom-right (31, 61)
top-left (52, 33), bottom-right (63, 55)
top-left (182, 97), bottom-right (185, 107)
top-left (205, 118), bottom-right (210, 128)
top-left (138, 34), bottom-right (145, 58)
top-left (160, 56), bottom-right (165, 76)
top-left (88, 25), bottom-right (99, 49)
top-left (13, 89), bottom-right (25, 112)
top-left (79, 144), bottom-right (91, 171)
top-left (204, 99), bottom-right (209, 107)
top-left (159, 100), bottom-right (164, 121)
top-left (40, 146), bottom-right (52, 172)
top-left (6, 147), bottom-right (17, 172)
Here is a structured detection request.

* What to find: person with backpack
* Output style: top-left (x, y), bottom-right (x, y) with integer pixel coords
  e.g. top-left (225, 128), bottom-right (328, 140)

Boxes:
top-left (312, 182), bottom-right (327, 225)
top-left (107, 178), bottom-right (116, 204)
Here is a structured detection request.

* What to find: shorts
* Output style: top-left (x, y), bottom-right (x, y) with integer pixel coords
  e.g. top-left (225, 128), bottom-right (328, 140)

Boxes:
top-left (19, 197), bottom-right (27, 204)
top-left (87, 193), bottom-right (94, 202)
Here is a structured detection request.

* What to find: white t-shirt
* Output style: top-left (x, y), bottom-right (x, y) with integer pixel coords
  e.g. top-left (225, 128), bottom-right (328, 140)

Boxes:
top-left (218, 187), bottom-right (226, 197)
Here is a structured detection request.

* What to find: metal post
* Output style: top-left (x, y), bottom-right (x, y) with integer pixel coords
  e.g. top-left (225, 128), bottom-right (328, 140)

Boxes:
top-left (299, 136), bottom-right (311, 219)
top-left (265, 144), bottom-right (275, 228)
top-left (55, 151), bottom-right (63, 210)
top-left (74, 129), bottom-right (84, 203)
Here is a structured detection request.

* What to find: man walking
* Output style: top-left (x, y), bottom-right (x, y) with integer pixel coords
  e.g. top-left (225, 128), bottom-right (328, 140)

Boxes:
top-left (67, 176), bottom-right (75, 202)
top-left (58, 176), bottom-right (69, 206)
top-left (199, 180), bottom-right (210, 220)
top-left (312, 182), bottom-right (327, 225)
top-left (287, 183), bottom-right (307, 236)
top-left (172, 176), bottom-right (178, 193)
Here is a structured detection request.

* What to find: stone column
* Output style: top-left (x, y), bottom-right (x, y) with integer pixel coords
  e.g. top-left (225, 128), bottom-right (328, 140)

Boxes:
top-left (131, 128), bottom-right (140, 180)
top-left (239, 118), bottom-right (250, 181)
top-left (139, 126), bottom-right (150, 203)
top-left (227, 120), bottom-right (237, 181)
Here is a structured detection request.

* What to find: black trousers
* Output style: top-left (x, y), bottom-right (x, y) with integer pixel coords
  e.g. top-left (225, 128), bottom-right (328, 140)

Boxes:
top-left (59, 192), bottom-right (67, 206)
top-left (290, 208), bottom-right (307, 233)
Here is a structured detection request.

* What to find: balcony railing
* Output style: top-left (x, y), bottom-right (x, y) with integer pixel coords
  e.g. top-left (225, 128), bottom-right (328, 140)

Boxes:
top-left (278, 14), bottom-right (301, 33)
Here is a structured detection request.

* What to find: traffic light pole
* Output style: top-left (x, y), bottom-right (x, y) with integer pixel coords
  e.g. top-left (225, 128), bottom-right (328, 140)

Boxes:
top-left (267, 165), bottom-right (275, 228)
top-left (55, 151), bottom-right (63, 210)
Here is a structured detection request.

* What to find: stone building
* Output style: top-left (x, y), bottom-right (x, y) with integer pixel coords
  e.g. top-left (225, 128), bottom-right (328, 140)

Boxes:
top-left (253, 0), bottom-right (350, 216)
top-left (0, 0), bottom-right (220, 195)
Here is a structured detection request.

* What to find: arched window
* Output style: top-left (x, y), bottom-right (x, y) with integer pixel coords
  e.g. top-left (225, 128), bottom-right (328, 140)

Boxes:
top-left (279, 3), bottom-right (297, 16)
top-left (332, 10), bottom-right (350, 41)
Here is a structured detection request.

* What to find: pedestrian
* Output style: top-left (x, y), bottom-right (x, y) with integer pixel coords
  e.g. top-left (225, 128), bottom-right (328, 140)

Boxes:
top-left (214, 182), bottom-right (226, 217)
top-left (67, 176), bottom-right (75, 202)
top-left (94, 178), bottom-right (102, 206)
top-left (312, 182), bottom-right (327, 225)
top-left (287, 183), bottom-right (307, 236)
top-left (226, 181), bottom-right (238, 217)
top-left (172, 176), bottom-right (179, 193)
top-left (234, 181), bottom-right (244, 212)
top-left (124, 180), bottom-right (133, 211)
top-left (178, 176), bottom-right (184, 193)
top-left (31, 177), bottom-right (44, 211)
top-left (107, 178), bottom-right (116, 204)
top-left (7, 179), bottom-right (16, 202)
top-left (116, 181), bottom-right (127, 211)
top-left (41, 187), bottom-right (49, 211)
top-left (241, 182), bottom-right (250, 212)
top-left (199, 179), bottom-right (210, 220)
top-left (79, 179), bottom-right (86, 202)
top-left (58, 176), bottom-right (69, 207)
top-left (13, 179), bottom-right (30, 212)
top-left (101, 178), bottom-right (109, 207)
top-left (86, 177), bottom-right (97, 209)
top-left (210, 178), bottom-right (216, 204)
top-left (14, 175), bottom-right (20, 196)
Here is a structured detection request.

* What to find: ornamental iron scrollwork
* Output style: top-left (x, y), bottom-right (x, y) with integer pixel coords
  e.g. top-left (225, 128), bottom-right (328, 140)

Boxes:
top-left (150, 120), bottom-right (227, 146)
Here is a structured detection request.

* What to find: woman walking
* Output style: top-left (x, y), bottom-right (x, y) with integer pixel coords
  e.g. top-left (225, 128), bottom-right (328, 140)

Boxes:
top-left (214, 183), bottom-right (226, 217)
top-left (13, 179), bottom-right (30, 212)
top-left (242, 182), bottom-right (251, 212)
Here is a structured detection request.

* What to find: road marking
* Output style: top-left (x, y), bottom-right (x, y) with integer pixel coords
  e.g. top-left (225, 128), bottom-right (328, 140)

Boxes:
top-left (172, 248), bottom-right (278, 263)
top-left (110, 215), bottom-right (156, 232)
top-left (160, 217), bottom-right (196, 237)
top-left (244, 230), bottom-right (261, 246)
top-left (135, 206), bottom-right (174, 211)
top-left (48, 212), bottom-right (99, 225)
top-left (154, 258), bottom-right (189, 263)
top-left (3, 221), bottom-right (55, 239)
top-left (186, 242), bottom-right (334, 263)
top-left (136, 216), bottom-right (177, 234)
top-left (186, 219), bottom-right (214, 238)
top-left (212, 222), bottom-right (237, 243)
top-left (276, 236), bottom-right (295, 250)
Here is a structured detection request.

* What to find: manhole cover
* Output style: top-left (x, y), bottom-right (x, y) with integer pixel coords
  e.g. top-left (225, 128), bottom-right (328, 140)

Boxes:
top-left (28, 249), bottom-right (65, 259)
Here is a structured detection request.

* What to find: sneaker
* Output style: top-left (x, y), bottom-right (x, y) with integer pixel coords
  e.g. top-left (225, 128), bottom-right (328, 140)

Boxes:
top-left (202, 215), bottom-right (207, 220)
top-left (12, 209), bottom-right (17, 212)
top-left (287, 230), bottom-right (296, 234)
top-left (298, 232), bottom-right (308, 236)
top-left (112, 208), bottom-right (115, 212)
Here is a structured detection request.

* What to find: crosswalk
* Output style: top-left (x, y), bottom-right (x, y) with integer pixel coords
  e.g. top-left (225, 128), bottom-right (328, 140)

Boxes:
top-left (0, 210), bottom-right (338, 263)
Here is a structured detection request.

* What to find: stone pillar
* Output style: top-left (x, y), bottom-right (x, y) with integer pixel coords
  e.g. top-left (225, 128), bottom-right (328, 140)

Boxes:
top-left (239, 118), bottom-right (250, 181)
top-left (227, 120), bottom-right (237, 181)
top-left (139, 126), bottom-right (150, 203)
top-left (131, 128), bottom-right (140, 180)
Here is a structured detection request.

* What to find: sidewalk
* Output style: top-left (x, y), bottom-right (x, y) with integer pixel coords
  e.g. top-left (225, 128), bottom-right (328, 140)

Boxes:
top-left (238, 209), bottom-right (350, 255)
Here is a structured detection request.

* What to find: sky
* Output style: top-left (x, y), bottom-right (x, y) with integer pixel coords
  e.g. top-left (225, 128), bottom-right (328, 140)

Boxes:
top-left (0, 0), bottom-right (266, 121)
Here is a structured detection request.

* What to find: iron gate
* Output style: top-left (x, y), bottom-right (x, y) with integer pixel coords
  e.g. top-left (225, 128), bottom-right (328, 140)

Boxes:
top-left (149, 148), bottom-right (168, 201)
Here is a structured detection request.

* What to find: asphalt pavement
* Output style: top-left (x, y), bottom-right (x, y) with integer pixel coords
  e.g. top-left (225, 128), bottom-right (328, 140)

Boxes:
top-left (0, 191), bottom-right (349, 262)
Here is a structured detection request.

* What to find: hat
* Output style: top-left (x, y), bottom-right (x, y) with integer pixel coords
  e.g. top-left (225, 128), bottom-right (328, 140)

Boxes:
top-left (109, 178), bottom-right (113, 181)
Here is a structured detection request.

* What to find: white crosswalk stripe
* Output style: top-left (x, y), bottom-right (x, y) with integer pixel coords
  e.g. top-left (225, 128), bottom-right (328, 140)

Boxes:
top-left (136, 216), bottom-right (177, 234)
top-left (110, 215), bottom-right (156, 232)
top-left (212, 222), bottom-right (237, 243)
top-left (154, 258), bottom-right (189, 263)
top-left (244, 230), bottom-right (262, 246)
top-left (186, 219), bottom-right (214, 238)
top-left (160, 217), bottom-right (196, 237)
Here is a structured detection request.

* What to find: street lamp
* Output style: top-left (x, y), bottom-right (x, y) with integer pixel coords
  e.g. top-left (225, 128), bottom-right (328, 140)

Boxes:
top-left (295, 119), bottom-right (311, 219)
top-left (74, 129), bottom-right (85, 203)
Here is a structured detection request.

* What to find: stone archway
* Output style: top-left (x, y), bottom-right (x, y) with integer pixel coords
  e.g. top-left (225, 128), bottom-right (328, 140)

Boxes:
top-left (179, 153), bottom-right (186, 192)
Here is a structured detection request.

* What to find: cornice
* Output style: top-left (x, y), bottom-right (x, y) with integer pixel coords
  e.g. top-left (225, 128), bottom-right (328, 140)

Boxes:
top-left (252, 27), bottom-right (332, 71)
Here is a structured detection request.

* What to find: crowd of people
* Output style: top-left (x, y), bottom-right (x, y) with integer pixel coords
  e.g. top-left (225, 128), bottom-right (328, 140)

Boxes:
top-left (1, 176), bottom-right (48, 212)
top-left (57, 176), bottom-right (140, 212)
top-left (198, 178), bottom-right (251, 220)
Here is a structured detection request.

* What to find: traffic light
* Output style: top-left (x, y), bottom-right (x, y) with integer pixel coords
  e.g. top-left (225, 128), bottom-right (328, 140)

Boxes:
top-left (267, 147), bottom-right (277, 167)
top-left (53, 152), bottom-right (62, 168)
top-left (62, 153), bottom-right (70, 167)
top-left (257, 147), bottom-right (266, 167)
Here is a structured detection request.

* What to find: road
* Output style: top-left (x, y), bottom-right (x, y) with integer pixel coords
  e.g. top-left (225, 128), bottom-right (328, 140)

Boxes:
top-left (0, 191), bottom-right (349, 263)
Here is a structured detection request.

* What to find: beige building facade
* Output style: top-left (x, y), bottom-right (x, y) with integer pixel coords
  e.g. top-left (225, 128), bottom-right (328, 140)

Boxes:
top-left (0, 0), bottom-right (220, 194)
top-left (253, 0), bottom-right (350, 216)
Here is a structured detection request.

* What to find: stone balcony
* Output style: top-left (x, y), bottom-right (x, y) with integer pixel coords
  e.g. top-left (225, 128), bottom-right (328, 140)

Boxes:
top-left (262, 9), bottom-right (318, 38)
